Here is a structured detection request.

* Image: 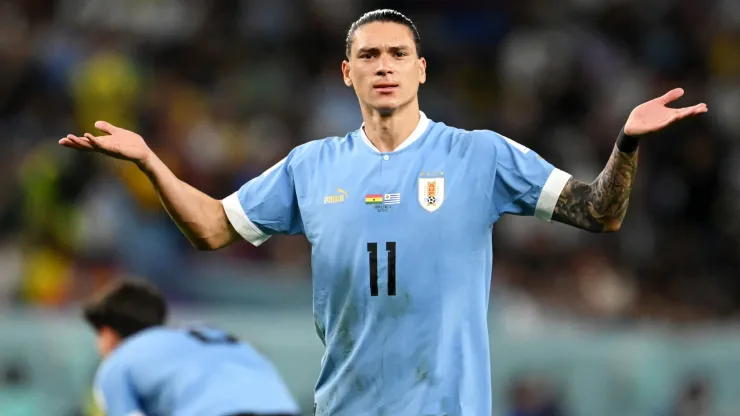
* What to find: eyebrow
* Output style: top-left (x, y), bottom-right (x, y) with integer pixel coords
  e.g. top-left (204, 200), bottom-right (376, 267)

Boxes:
top-left (356, 45), bottom-right (411, 55)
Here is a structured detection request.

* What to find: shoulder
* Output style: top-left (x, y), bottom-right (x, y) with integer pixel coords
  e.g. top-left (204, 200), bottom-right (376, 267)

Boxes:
top-left (427, 123), bottom-right (513, 156)
top-left (284, 134), bottom-right (355, 169)
top-left (123, 327), bottom-right (184, 356)
top-left (93, 357), bottom-right (119, 413)
top-left (301, 134), bottom-right (355, 154)
top-left (94, 348), bottom-right (130, 388)
top-left (456, 128), bottom-right (535, 158)
top-left (463, 128), bottom-right (521, 147)
top-left (96, 328), bottom-right (168, 381)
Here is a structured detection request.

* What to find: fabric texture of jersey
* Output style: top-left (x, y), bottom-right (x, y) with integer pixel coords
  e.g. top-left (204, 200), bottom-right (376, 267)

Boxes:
top-left (223, 112), bottom-right (571, 416)
top-left (93, 326), bottom-right (299, 416)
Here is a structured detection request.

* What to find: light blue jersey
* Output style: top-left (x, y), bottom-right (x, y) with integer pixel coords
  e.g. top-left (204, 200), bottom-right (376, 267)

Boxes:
top-left (223, 112), bottom-right (572, 416)
top-left (93, 326), bottom-right (299, 416)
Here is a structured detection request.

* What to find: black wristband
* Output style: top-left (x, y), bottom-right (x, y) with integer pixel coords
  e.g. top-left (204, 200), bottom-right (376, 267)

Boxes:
top-left (616, 128), bottom-right (639, 153)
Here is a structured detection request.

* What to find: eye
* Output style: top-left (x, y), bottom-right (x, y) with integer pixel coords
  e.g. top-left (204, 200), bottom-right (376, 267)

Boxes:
top-left (395, 51), bottom-right (407, 57)
top-left (360, 54), bottom-right (373, 60)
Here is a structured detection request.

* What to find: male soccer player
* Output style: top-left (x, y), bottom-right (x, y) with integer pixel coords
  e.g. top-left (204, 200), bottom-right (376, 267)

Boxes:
top-left (83, 279), bottom-right (299, 416)
top-left (61, 9), bottom-right (708, 416)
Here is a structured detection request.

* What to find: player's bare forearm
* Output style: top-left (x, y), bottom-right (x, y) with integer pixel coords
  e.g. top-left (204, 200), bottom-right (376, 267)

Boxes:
top-left (551, 145), bottom-right (638, 233)
top-left (549, 88), bottom-right (707, 232)
top-left (138, 154), bottom-right (239, 250)
top-left (60, 121), bottom-right (240, 250)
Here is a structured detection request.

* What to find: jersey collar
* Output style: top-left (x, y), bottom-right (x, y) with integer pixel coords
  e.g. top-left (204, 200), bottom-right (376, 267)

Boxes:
top-left (359, 111), bottom-right (430, 153)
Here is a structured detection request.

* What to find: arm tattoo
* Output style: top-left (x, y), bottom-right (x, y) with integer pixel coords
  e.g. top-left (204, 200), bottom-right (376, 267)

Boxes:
top-left (551, 145), bottom-right (638, 232)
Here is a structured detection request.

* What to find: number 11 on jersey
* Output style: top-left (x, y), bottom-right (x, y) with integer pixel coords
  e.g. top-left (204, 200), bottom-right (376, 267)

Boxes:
top-left (367, 242), bottom-right (396, 296)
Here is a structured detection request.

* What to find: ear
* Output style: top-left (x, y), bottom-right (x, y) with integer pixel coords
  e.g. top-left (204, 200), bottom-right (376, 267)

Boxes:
top-left (341, 60), bottom-right (352, 87)
top-left (101, 326), bottom-right (123, 345)
top-left (418, 57), bottom-right (427, 85)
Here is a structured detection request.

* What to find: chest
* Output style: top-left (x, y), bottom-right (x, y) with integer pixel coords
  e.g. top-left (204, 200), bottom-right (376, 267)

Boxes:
top-left (295, 148), bottom-right (493, 242)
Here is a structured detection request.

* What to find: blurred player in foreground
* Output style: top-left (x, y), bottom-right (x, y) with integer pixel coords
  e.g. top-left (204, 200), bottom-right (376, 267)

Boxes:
top-left (83, 279), bottom-right (299, 416)
top-left (62, 9), bottom-right (708, 416)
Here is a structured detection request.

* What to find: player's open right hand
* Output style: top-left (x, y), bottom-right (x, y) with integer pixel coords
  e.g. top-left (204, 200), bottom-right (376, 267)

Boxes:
top-left (59, 121), bottom-right (152, 166)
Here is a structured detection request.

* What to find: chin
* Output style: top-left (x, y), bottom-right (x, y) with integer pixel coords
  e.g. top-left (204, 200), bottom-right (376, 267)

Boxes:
top-left (370, 98), bottom-right (402, 116)
top-left (374, 105), bottom-right (397, 117)
top-left (362, 92), bottom-right (414, 116)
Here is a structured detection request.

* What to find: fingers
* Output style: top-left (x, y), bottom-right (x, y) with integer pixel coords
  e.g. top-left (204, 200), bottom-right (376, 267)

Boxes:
top-left (656, 88), bottom-right (685, 105)
top-left (59, 138), bottom-right (83, 149)
top-left (94, 120), bottom-right (119, 135)
top-left (84, 132), bottom-right (103, 147)
top-left (59, 134), bottom-right (95, 151)
top-left (672, 103), bottom-right (708, 121)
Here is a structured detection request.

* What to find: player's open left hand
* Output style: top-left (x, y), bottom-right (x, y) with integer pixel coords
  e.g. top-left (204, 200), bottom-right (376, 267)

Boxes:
top-left (624, 88), bottom-right (707, 136)
top-left (59, 121), bottom-right (152, 165)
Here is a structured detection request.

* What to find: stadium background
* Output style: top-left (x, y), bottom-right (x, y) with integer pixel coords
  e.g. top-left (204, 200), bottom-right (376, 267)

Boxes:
top-left (1, 0), bottom-right (739, 414)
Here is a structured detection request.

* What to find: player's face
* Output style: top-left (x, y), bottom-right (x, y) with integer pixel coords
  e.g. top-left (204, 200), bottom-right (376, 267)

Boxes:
top-left (342, 22), bottom-right (426, 114)
top-left (96, 327), bottom-right (121, 358)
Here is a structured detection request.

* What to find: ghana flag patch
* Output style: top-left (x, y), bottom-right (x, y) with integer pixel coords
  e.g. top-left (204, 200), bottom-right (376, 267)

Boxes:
top-left (365, 194), bottom-right (383, 204)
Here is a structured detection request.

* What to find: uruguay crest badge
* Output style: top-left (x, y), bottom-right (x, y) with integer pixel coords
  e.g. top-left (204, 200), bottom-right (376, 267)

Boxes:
top-left (418, 174), bottom-right (445, 212)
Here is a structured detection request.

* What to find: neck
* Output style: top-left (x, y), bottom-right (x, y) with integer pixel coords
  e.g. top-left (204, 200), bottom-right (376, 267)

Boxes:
top-left (361, 99), bottom-right (420, 153)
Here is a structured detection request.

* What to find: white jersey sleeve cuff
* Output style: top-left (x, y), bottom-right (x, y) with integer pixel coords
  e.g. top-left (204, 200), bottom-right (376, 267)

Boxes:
top-left (534, 168), bottom-right (572, 222)
top-left (222, 193), bottom-right (271, 246)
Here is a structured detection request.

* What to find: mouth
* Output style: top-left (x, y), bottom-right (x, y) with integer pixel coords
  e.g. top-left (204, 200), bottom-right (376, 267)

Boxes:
top-left (373, 83), bottom-right (399, 93)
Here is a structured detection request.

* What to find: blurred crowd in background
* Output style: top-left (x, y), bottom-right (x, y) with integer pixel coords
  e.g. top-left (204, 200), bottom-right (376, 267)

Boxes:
top-left (3, 1), bottom-right (740, 415)
top-left (1, 0), bottom-right (740, 324)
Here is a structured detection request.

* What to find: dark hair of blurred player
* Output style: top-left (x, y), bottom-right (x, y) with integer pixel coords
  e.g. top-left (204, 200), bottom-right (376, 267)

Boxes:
top-left (83, 279), bottom-right (167, 358)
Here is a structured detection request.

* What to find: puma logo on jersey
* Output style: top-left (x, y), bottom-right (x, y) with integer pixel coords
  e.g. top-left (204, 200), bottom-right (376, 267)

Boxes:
top-left (324, 188), bottom-right (348, 204)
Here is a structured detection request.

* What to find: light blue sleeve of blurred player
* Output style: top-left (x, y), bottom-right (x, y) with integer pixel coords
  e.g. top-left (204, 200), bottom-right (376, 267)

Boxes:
top-left (221, 148), bottom-right (305, 246)
top-left (93, 359), bottom-right (142, 416)
top-left (476, 130), bottom-right (572, 221)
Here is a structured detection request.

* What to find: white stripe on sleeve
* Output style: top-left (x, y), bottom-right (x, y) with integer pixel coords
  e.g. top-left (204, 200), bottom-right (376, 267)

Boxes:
top-left (534, 168), bottom-right (572, 222)
top-left (222, 193), bottom-right (271, 246)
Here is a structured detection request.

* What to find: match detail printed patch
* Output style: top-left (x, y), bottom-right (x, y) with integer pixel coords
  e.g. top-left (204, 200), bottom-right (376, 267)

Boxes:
top-left (366, 193), bottom-right (401, 212)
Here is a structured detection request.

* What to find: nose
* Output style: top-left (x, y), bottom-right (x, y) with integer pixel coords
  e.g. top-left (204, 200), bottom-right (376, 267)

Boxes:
top-left (375, 53), bottom-right (394, 76)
